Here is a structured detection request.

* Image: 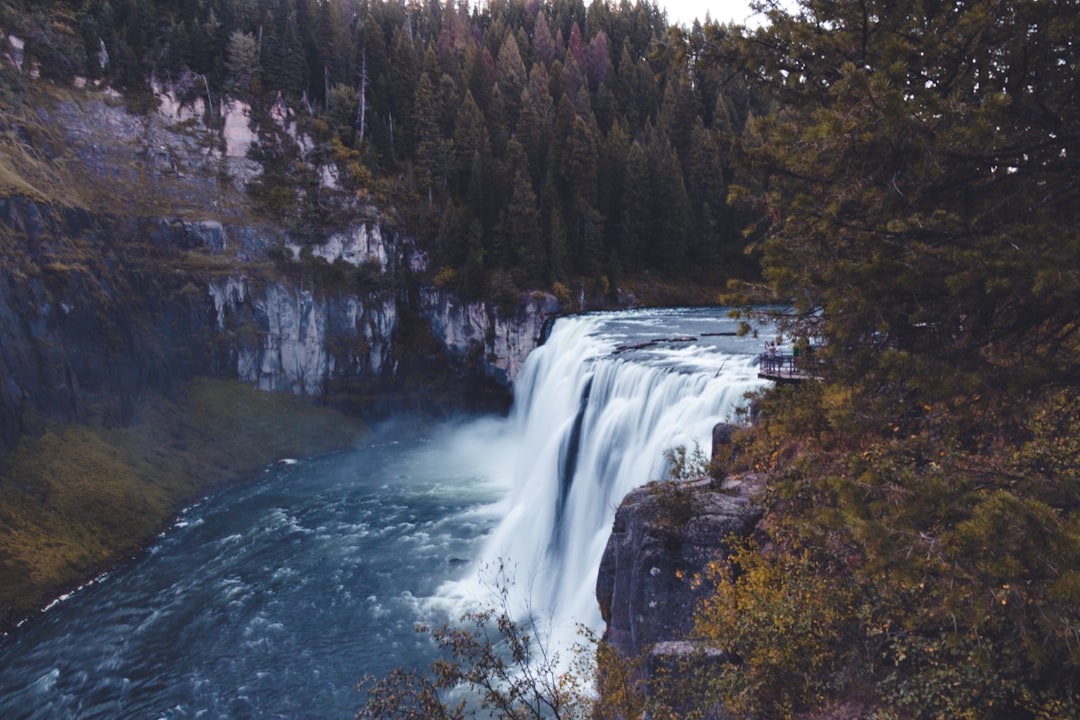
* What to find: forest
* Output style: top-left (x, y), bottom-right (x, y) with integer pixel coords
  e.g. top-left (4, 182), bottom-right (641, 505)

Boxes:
top-left (0, 0), bottom-right (766, 302)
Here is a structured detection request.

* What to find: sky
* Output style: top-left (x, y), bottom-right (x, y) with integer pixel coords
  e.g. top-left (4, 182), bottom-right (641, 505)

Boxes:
top-left (657, 0), bottom-right (790, 28)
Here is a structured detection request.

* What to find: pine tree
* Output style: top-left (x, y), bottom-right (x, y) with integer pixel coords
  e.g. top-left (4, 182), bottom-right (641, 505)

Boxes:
top-left (646, 132), bottom-right (689, 275)
top-left (451, 90), bottom-right (485, 190)
top-left (389, 25), bottom-right (420, 160)
top-left (225, 28), bottom-right (260, 94)
top-left (701, 3), bottom-right (1080, 716)
top-left (598, 117), bottom-right (629, 267)
top-left (545, 190), bottom-right (569, 284)
top-left (735, 0), bottom-right (1080, 398)
top-left (261, 0), bottom-right (304, 100)
top-left (686, 118), bottom-right (725, 279)
top-left (494, 30), bottom-right (527, 128)
top-left (559, 52), bottom-right (589, 115)
top-left (532, 9), bottom-right (555, 67)
top-left (465, 44), bottom-right (496, 114)
top-left (619, 138), bottom-right (649, 272)
top-left (505, 164), bottom-right (543, 287)
top-left (414, 59), bottom-right (450, 207)
top-left (517, 62), bottom-right (554, 188)
top-left (585, 29), bottom-right (610, 92)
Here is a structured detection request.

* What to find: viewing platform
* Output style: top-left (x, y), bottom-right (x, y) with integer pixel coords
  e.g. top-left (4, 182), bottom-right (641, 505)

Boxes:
top-left (757, 352), bottom-right (823, 383)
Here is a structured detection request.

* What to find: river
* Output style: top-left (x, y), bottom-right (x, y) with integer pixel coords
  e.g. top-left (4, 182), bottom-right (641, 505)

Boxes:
top-left (0, 307), bottom-right (767, 719)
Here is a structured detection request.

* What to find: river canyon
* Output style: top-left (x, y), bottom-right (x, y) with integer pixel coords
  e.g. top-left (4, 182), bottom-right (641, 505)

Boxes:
top-left (0, 307), bottom-right (766, 719)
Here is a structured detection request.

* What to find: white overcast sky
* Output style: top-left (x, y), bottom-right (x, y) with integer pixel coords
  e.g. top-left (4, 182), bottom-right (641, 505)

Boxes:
top-left (657, 0), bottom-right (794, 28)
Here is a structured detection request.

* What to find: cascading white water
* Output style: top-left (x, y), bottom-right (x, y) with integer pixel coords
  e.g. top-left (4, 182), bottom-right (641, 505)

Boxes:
top-left (442, 308), bottom-right (768, 649)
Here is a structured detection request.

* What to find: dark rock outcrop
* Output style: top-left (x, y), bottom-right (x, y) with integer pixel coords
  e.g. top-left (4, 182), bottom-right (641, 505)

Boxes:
top-left (595, 476), bottom-right (763, 660)
top-left (710, 422), bottom-right (741, 470)
top-left (0, 201), bottom-right (219, 451)
top-left (646, 641), bottom-right (731, 718)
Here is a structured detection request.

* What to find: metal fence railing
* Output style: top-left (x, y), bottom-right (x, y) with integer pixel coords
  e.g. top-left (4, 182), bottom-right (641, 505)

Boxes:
top-left (758, 351), bottom-right (823, 379)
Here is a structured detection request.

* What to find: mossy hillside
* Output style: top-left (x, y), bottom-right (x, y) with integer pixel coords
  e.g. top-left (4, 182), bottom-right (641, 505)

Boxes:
top-left (0, 82), bottom-right (84, 207)
top-left (0, 78), bottom-right (249, 221)
top-left (0, 378), bottom-right (364, 629)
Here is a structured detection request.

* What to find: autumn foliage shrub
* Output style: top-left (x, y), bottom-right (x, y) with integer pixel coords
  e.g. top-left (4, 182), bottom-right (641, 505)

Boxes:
top-left (691, 539), bottom-right (861, 718)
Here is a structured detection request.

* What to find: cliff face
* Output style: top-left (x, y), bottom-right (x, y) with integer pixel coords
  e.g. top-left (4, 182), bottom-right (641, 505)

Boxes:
top-left (0, 199), bottom-right (216, 451)
top-left (0, 84), bottom-right (560, 453)
top-left (595, 476), bottom-right (762, 660)
top-left (204, 220), bottom-right (400, 396)
top-left (593, 424), bottom-right (767, 718)
top-left (419, 288), bottom-right (560, 386)
top-left (208, 278), bottom-right (397, 394)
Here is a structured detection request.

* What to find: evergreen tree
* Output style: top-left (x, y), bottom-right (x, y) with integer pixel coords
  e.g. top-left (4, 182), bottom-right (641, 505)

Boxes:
top-left (225, 28), bottom-right (260, 94)
top-left (465, 44), bottom-right (496, 114)
top-left (505, 164), bottom-right (543, 287)
top-left (693, 2), bottom-right (1080, 716)
top-left (487, 85), bottom-right (511, 157)
top-left (619, 138), bottom-right (649, 272)
top-left (517, 62), bottom-right (554, 187)
top-left (532, 9), bottom-right (555, 67)
top-left (494, 31), bottom-right (527, 128)
top-left (585, 29), bottom-right (610, 92)
top-left (451, 90), bottom-right (485, 190)
top-left (388, 25), bottom-right (420, 160)
top-left (566, 20), bottom-right (586, 70)
top-left (646, 132), bottom-right (689, 275)
top-left (261, 0), bottom-right (304, 100)
top-left (414, 61), bottom-right (450, 207)
top-left (545, 189), bottom-right (569, 284)
top-left (598, 117), bottom-right (629, 267)
top-left (734, 0), bottom-right (1080, 399)
top-left (559, 52), bottom-right (589, 115)
top-left (686, 118), bottom-right (725, 278)
top-left (359, 13), bottom-right (392, 157)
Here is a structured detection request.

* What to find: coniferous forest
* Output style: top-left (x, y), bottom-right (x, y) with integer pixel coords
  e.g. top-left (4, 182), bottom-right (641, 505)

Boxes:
top-left (1, 0), bottom-right (766, 301)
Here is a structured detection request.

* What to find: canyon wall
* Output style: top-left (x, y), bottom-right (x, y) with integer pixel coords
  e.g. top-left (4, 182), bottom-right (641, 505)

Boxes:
top-left (0, 85), bottom-right (560, 453)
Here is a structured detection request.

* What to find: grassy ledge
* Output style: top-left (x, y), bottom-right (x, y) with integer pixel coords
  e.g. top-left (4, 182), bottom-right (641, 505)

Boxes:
top-left (0, 378), bottom-right (365, 631)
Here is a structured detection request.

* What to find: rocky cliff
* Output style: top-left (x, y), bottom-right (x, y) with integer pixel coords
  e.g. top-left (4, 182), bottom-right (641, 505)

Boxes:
top-left (0, 198), bottom-right (215, 451)
top-left (595, 475), bottom-right (763, 660)
top-left (594, 426), bottom-right (765, 716)
top-left (419, 287), bottom-right (560, 386)
top-left (0, 82), bottom-right (560, 453)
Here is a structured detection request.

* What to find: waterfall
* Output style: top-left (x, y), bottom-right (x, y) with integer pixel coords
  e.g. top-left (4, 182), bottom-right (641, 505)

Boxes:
top-left (442, 309), bottom-right (767, 649)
